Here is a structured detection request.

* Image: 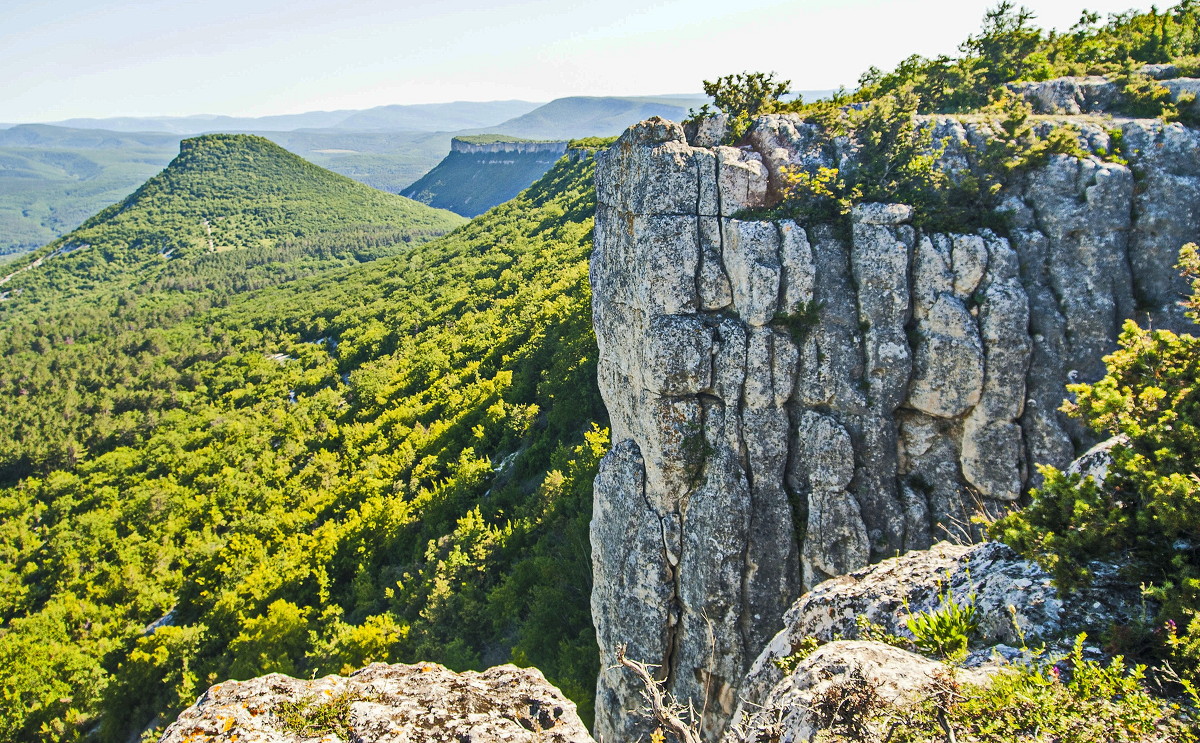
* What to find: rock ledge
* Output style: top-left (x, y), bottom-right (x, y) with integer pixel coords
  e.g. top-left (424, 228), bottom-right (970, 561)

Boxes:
top-left (159, 662), bottom-right (595, 743)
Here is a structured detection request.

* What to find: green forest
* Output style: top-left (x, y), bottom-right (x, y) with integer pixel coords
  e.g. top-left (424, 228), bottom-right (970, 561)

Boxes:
top-left (0, 135), bottom-right (607, 741)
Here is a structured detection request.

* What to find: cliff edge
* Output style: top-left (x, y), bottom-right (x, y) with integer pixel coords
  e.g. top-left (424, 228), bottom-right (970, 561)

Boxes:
top-left (589, 112), bottom-right (1200, 741)
top-left (158, 662), bottom-right (594, 743)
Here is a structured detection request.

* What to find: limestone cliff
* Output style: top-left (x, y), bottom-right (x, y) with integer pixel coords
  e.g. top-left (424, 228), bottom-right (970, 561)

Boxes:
top-left (401, 138), bottom-right (569, 217)
top-left (589, 113), bottom-right (1200, 741)
top-left (449, 137), bottom-right (569, 156)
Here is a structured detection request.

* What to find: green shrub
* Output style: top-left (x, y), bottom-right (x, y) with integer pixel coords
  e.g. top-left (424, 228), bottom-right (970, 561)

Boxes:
top-left (905, 593), bottom-right (979, 662)
top-left (1175, 55), bottom-right (1200, 77)
top-left (691, 71), bottom-right (792, 143)
top-left (777, 166), bottom-right (861, 221)
top-left (853, 615), bottom-right (909, 647)
top-left (888, 634), bottom-right (1198, 743)
top-left (567, 136), bottom-right (618, 150)
top-left (275, 692), bottom-right (366, 739)
top-left (772, 301), bottom-right (824, 343)
top-left (772, 637), bottom-right (820, 674)
top-left (1116, 70), bottom-right (1190, 121)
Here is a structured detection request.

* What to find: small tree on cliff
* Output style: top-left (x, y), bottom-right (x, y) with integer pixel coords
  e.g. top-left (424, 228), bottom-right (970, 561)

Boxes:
top-left (692, 71), bottom-right (791, 142)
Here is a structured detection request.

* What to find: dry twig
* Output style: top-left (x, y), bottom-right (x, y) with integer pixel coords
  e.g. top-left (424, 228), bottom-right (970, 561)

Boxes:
top-left (615, 644), bottom-right (704, 743)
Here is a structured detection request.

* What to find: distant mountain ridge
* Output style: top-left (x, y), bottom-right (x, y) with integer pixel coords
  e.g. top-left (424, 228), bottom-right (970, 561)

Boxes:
top-left (44, 100), bottom-right (546, 135)
top-left (0, 124), bottom-right (181, 149)
top-left (0, 93), bottom-right (738, 254)
top-left (477, 95), bottom-right (709, 139)
top-left (29, 94), bottom-right (737, 138)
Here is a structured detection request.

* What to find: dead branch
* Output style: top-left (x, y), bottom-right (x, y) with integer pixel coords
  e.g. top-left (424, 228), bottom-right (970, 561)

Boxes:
top-left (615, 644), bottom-right (704, 743)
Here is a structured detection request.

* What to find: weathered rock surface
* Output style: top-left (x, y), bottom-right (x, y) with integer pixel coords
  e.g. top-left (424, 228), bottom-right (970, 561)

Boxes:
top-left (1008, 74), bottom-right (1200, 117)
top-left (725, 537), bottom-right (1143, 742)
top-left (727, 540), bottom-right (1140, 733)
top-left (158, 662), bottom-right (594, 743)
top-left (1007, 76), bottom-right (1121, 114)
top-left (590, 112), bottom-right (1200, 741)
top-left (1066, 434), bottom-right (1123, 487)
top-left (728, 640), bottom-right (994, 743)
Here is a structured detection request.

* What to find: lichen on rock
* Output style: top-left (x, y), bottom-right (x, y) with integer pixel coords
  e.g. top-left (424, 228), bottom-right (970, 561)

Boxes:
top-left (158, 662), bottom-right (594, 743)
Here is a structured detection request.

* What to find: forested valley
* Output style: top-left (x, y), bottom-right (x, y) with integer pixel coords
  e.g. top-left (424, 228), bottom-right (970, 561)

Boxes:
top-left (0, 135), bottom-right (608, 742)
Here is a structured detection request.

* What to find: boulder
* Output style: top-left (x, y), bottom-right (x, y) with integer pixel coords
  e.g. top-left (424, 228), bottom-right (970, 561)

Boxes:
top-left (728, 640), bottom-right (993, 743)
top-left (728, 540), bottom-right (1144, 734)
top-left (158, 662), bottom-right (594, 743)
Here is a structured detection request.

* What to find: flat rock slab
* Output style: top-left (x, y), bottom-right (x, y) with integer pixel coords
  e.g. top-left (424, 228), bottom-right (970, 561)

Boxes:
top-left (158, 662), bottom-right (595, 743)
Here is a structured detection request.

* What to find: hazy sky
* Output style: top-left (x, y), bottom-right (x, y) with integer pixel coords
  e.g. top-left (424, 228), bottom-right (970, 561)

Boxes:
top-left (1, 0), bottom-right (1158, 122)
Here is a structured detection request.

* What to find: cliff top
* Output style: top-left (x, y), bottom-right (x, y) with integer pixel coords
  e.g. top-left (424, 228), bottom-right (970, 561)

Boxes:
top-left (453, 134), bottom-right (563, 145)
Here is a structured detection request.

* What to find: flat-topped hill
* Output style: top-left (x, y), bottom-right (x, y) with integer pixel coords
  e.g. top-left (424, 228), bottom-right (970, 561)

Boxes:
top-left (1, 133), bottom-right (464, 303)
top-left (402, 137), bottom-right (573, 217)
top-left (450, 136), bottom-right (568, 155)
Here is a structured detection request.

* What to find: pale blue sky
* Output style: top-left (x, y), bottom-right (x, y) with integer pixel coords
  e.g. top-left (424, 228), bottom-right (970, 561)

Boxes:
top-left (1, 0), bottom-right (1155, 122)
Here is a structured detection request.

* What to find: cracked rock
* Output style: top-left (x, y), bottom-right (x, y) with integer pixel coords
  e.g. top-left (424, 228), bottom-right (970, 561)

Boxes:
top-left (158, 663), bottom-right (593, 743)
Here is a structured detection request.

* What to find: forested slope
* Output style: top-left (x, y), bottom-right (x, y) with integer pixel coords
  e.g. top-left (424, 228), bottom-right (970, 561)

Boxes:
top-left (0, 143), bottom-right (607, 741)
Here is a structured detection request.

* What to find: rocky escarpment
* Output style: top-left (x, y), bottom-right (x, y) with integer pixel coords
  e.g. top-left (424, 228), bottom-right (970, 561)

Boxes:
top-left (449, 137), bottom-right (569, 156)
top-left (402, 140), bottom-right (572, 217)
top-left (1009, 72), bottom-right (1200, 116)
top-left (589, 114), bottom-right (1200, 741)
top-left (158, 662), bottom-right (594, 743)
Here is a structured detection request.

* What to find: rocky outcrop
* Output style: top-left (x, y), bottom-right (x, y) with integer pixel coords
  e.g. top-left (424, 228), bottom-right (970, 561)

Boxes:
top-left (1007, 76), bottom-right (1121, 114)
top-left (402, 140), bottom-right (572, 217)
top-left (729, 640), bottom-right (995, 743)
top-left (1008, 73), bottom-right (1200, 117)
top-left (727, 540), bottom-right (1141, 736)
top-left (450, 138), bottom-right (569, 156)
top-left (157, 662), bottom-right (594, 743)
top-left (589, 113), bottom-right (1200, 741)
top-left (724, 539), bottom-right (1139, 743)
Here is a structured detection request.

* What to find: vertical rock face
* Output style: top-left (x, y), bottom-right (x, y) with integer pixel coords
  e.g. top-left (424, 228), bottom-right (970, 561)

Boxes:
top-left (590, 115), bottom-right (1200, 742)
